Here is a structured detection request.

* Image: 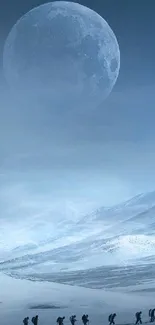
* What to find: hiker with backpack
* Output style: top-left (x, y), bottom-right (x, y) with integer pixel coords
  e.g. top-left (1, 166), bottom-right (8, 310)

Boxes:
top-left (70, 315), bottom-right (77, 325)
top-left (150, 309), bottom-right (155, 322)
top-left (135, 312), bottom-right (142, 324)
top-left (82, 315), bottom-right (89, 325)
top-left (108, 314), bottom-right (116, 325)
top-left (23, 317), bottom-right (29, 325)
top-left (149, 310), bottom-right (152, 322)
top-left (56, 316), bottom-right (65, 325)
top-left (31, 315), bottom-right (38, 325)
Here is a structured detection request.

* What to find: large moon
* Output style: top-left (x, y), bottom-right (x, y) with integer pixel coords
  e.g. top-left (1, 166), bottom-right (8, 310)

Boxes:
top-left (3, 1), bottom-right (120, 109)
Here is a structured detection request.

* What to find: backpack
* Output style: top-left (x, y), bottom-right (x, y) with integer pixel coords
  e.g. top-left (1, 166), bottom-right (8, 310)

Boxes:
top-left (108, 314), bottom-right (112, 322)
top-left (32, 317), bottom-right (35, 324)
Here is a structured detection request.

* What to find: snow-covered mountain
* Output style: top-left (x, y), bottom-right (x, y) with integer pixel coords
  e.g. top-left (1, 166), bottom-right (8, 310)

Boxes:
top-left (1, 191), bottom-right (155, 289)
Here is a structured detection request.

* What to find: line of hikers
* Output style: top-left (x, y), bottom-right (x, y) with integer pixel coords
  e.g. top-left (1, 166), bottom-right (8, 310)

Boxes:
top-left (109, 310), bottom-right (155, 325)
top-left (23, 314), bottom-right (89, 325)
top-left (108, 309), bottom-right (155, 325)
top-left (56, 315), bottom-right (89, 325)
top-left (149, 309), bottom-right (155, 323)
top-left (23, 316), bottom-right (38, 325)
top-left (133, 309), bottom-right (155, 325)
top-left (135, 309), bottom-right (155, 325)
top-left (22, 309), bottom-right (155, 325)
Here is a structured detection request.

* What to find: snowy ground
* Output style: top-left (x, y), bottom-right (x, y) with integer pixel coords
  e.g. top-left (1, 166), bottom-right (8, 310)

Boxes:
top-left (0, 274), bottom-right (154, 325)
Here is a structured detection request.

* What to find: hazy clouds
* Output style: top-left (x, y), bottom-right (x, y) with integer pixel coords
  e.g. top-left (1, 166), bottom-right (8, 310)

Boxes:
top-left (1, 81), bottom-right (155, 208)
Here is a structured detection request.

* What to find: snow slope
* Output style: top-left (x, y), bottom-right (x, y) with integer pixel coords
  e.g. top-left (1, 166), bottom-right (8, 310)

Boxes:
top-left (1, 191), bottom-right (155, 290)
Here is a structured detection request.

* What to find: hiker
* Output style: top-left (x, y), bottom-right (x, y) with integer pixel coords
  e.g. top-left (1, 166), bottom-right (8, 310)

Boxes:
top-left (23, 317), bottom-right (29, 325)
top-left (109, 314), bottom-right (116, 325)
top-left (135, 312), bottom-right (142, 324)
top-left (82, 315), bottom-right (89, 325)
top-left (32, 316), bottom-right (38, 325)
top-left (149, 310), bottom-right (152, 322)
top-left (56, 316), bottom-right (65, 325)
top-left (70, 315), bottom-right (77, 325)
top-left (150, 309), bottom-right (155, 322)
